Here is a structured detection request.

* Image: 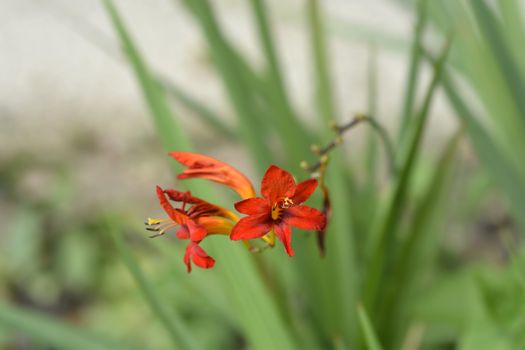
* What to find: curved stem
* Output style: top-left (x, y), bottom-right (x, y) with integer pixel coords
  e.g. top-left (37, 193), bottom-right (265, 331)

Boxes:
top-left (304, 114), bottom-right (396, 175)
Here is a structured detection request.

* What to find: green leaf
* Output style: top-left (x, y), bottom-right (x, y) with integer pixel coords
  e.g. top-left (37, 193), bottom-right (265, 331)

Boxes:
top-left (397, 0), bottom-right (428, 144)
top-left (181, 0), bottom-right (272, 171)
top-left (470, 0), bottom-right (525, 125)
top-left (357, 304), bottom-right (384, 350)
top-left (363, 37), bottom-right (451, 321)
top-left (365, 45), bottom-right (379, 185)
top-left (305, 6), bottom-right (360, 343)
top-left (249, 0), bottom-right (312, 168)
top-left (0, 303), bottom-right (133, 350)
top-left (439, 71), bottom-right (525, 232)
top-left (307, 0), bottom-right (337, 126)
top-left (380, 129), bottom-right (462, 344)
top-left (110, 226), bottom-right (200, 350)
top-left (102, 0), bottom-right (192, 155)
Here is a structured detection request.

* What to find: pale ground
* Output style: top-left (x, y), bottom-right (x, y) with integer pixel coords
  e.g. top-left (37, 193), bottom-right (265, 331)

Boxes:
top-left (0, 0), bottom-right (456, 215)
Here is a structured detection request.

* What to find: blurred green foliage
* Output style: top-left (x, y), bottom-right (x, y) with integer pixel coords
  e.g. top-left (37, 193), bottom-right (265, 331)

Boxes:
top-left (1, 0), bottom-right (524, 349)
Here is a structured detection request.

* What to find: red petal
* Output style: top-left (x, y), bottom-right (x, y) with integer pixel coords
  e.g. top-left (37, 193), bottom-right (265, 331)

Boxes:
top-left (230, 214), bottom-right (273, 240)
top-left (189, 242), bottom-right (216, 269)
top-left (284, 205), bottom-right (326, 231)
top-left (261, 165), bottom-right (296, 204)
top-left (163, 189), bottom-right (198, 204)
top-left (156, 186), bottom-right (188, 224)
top-left (169, 152), bottom-right (256, 199)
top-left (234, 197), bottom-right (270, 215)
top-left (292, 179), bottom-right (318, 204)
top-left (176, 226), bottom-right (190, 239)
top-left (188, 201), bottom-right (238, 222)
top-left (186, 220), bottom-right (207, 242)
top-left (163, 187), bottom-right (238, 222)
top-left (274, 223), bottom-right (294, 257)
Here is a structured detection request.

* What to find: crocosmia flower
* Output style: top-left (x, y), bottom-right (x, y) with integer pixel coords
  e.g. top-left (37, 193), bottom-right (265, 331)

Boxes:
top-left (146, 186), bottom-right (236, 272)
top-left (148, 152), bottom-right (327, 272)
top-left (230, 165), bottom-right (326, 256)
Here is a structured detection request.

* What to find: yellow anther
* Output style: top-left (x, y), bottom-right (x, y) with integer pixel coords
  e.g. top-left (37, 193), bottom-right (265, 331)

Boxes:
top-left (271, 205), bottom-right (282, 220)
top-left (146, 218), bottom-right (168, 225)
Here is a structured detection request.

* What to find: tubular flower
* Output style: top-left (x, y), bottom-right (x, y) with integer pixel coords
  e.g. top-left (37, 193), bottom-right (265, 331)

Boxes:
top-left (230, 165), bottom-right (326, 256)
top-left (146, 186), bottom-right (235, 272)
top-left (169, 152), bottom-right (256, 199)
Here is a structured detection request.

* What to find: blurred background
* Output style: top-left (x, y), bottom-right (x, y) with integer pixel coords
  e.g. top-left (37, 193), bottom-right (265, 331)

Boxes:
top-left (1, 0), bottom-right (524, 349)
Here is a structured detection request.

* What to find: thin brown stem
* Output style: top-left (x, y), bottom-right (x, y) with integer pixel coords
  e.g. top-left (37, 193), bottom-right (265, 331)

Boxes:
top-left (303, 113), bottom-right (396, 174)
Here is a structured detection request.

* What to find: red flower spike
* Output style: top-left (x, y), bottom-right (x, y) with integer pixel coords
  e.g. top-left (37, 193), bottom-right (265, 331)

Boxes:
top-left (170, 152), bottom-right (256, 200)
top-left (230, 165), bottom-right (327, 256)
top-left (184, 242), bottom-right (215, 273)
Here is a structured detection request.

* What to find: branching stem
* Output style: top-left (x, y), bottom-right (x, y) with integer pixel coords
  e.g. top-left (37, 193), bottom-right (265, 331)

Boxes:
top-left (303, 114), bottom-right (396, 175)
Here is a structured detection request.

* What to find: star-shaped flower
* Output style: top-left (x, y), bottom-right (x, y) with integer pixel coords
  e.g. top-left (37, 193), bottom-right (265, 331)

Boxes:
top-left (230, 165), bottom-right (326, 256)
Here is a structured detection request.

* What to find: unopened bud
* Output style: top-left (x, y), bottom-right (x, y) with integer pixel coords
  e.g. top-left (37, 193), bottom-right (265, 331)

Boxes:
top-left (310, 144), bottom-right (321, 154)
top-left (300, 160), bottom-right (309, 170)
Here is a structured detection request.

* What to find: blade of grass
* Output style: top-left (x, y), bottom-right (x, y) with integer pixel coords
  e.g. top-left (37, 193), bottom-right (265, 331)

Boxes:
top-left (307, 0), bottom-right (337, 125)
top-left (498, 0), bottom-right (525, 79)
top-left (0, 303), bottom-right (134, 350)
top-left (470, 0), bottom-right (525, 125)
top-left (210, 240), bottom-right (298, 350)
top-left (397, 0), bottom-right (428, 144)
top-left (357, 304), bottom-right (384, 350)
top-left (110, 226), bottom-right (200, 350)
top-left (102, 0), bottom-right (191, 154)
top-left (360, 45), bottom-right (380, 268)
top-left (381, 128), bottom-right (463, 345)
top-left (249, 0), bottom-right (312, 167)
top-left (181, 0), bottom-right (272, 171)
top-left (365, 44), bottom-right (379, 187)
top-left (306, 1), bottom-right (359, 344)
top-left (421, 0), bottom-right (525, 165)
top-left (438, 69), bottom-right (525, 232)
top-left (363, 37), bottom-right (452, 317)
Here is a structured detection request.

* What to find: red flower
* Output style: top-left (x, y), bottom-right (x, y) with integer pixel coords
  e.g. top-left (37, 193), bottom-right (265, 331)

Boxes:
top-left (147, 186), bottom-right (235, 272)
top-left (230, 165), bottom-right (326, 256)
top-left (169, 152), bottom-right (256, 199)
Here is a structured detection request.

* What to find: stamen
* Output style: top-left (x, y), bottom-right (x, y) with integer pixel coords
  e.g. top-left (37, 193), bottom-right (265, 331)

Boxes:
top-left (145, 218), bottom-right (169, 226)
top-left (281, 197), bottom-right (294, 208)
top-left (149, 223), bottom-right (178, 238)
top-left (271, 204), bottom-right (281, 221)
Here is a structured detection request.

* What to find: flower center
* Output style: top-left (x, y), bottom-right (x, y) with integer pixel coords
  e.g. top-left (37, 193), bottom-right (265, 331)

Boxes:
top-left (271, 197), bottom-right (294, 220)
